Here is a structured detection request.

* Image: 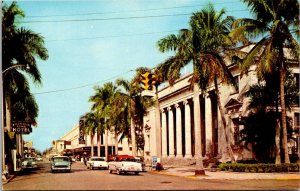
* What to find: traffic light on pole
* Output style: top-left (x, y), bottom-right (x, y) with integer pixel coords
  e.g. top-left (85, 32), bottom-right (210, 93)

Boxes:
top-left (141, 72), bottom-right (156, 90)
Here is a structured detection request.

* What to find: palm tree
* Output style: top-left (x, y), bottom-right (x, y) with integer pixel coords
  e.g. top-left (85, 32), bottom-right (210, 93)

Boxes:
top-left (157, 4), bottom-right (237, 174)
top-left (116, 79), bottom-right (138, 157)
top-left (82, 112), bottom-right (99, 157)
top-left (231, 0), bottom-right (299, 163)
top-left (89, 82), bottom-right (120, 160)
top-left (2, 1), bottom-right (48, 126)
top-left (189, 4), bottom-right (238, 163)
top-left (116, 71), bottom-right (153, 157)
top-left (2, 1), bottom-right (48, 174)
top-left (244, 72), bottom-right (299, 163)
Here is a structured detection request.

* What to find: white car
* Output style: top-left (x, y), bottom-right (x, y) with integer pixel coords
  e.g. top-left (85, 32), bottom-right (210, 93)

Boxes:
top-left (87, 157), bottom-right (108, 170)
top-left (108, 155), bottom-right (142, 175)
top-left (21, 157), bottom-right (38, 170)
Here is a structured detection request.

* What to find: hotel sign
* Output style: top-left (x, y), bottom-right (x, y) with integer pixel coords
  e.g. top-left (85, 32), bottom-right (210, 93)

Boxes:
top-left (12, 121), bottom-right (32, 134)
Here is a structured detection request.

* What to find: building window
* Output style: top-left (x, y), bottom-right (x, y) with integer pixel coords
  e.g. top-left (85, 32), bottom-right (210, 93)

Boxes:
top-left (118, 147), bottom-right (123, 151)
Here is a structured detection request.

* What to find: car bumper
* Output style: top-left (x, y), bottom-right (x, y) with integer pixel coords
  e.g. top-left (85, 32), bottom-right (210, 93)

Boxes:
top-left (22, 165), bottom-right (37, 169)
top-left (51, 166), bottom-right (71, 171)
top-left (120, 167), bottom-right (142, 172)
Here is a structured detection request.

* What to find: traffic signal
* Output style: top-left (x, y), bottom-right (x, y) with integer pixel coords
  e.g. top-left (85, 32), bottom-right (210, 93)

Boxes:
top-left (141, 72), bottom-right (156, 90)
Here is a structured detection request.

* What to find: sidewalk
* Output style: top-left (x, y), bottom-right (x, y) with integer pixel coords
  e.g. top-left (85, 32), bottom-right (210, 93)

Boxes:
top-left (148, 166), bottom-right (300, 180)
top-left (2, 168), bottom-right (22, 185)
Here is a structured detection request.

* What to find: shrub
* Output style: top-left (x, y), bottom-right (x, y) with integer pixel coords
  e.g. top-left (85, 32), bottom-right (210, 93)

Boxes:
top-left (218, 163), bottom-right (300, 173)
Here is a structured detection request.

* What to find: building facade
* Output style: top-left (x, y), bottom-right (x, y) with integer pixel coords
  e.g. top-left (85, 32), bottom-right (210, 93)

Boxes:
top-left (143, 46), bottom-right (299, 164)
top-left (50, 123), bottom-right (135, 160)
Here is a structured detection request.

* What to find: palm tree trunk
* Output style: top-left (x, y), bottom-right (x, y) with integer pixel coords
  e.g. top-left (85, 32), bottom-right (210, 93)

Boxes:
top-left (91, 134), bottom-right (94, 157)
top-left (131, 117), bottom-right (136, 157)
top-left (275, 119), bottom-right (281, 164)
top-left (279, 56), bottom-right (290, 163)
top-left (114, 130), bottom-right (118, 155)
top-left (193, 83), bottom-right (205, 175)
top-left (105, 129), bottom-right (108, 161)
top-left (214, 77), bottom-right (235, 162)
top-left (275, 93), bottom-right (281, 164)
top-left (97, 131), bottom-right (101, 157)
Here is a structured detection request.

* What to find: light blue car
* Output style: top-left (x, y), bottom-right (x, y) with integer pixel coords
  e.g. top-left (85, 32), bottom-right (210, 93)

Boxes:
top-left (51, 156), bottom-right (71, 173)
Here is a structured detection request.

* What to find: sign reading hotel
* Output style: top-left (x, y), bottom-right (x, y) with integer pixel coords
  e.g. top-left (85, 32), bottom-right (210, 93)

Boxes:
top-left (78, 119), bottom-right (85, 144)
top-left (12, 121), bottom-right (32, 134)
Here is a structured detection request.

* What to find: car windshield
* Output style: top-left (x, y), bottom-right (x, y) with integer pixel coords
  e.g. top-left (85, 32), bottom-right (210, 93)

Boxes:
top-left (53, 157), bottom-right (69, 162)
top-left (92, 158), bottom-right (105, 161)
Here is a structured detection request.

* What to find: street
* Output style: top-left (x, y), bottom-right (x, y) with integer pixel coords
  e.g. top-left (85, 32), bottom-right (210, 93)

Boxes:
top-left (3, 160), bottom-right (299, 190)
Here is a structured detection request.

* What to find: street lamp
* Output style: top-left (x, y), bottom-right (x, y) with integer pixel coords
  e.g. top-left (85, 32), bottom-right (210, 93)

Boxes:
top-left (1, 64), bottom-right (30, 178)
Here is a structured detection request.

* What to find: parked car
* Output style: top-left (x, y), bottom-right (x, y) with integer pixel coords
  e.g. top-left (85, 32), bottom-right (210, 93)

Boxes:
top-left (87, 157), bottom-right (108, 170)
top-left (21, 157), bottom-right (38, 170)
top-left (50, 156), bottom-right (71, 173)
top-left (108, 155), bottom-right (142, 175)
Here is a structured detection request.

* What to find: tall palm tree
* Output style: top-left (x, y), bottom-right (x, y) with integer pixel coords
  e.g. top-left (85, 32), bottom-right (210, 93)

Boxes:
top-left (231, 0), bottom-right (299, 163)
top-left (189, 4), bottom-right (238, 163)
top-left (89, 82), bottom-right (120, 160)
top-left (116, 79), bottom-right (138, 157)
top-left (244, 72), bottom-right (299, 163)
top-left (82, 112), bottom-right (99, 157)
top-left (157, 4), bottom-right (237, 174)
top-left (2, 1), bottom-right (48, 126)
top-left (116, 71), bottom-right (153, 157)
top-left (2, 1), bottom-right (48, 174)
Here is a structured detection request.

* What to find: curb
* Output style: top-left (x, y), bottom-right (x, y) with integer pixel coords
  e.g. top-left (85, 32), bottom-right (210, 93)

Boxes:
top-left (149, 170), bottom-right (300, 180)
top-left (149, 170), bottom-right (201, 180)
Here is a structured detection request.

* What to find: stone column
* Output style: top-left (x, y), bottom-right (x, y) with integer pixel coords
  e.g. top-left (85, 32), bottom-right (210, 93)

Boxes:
top-left (194, 84), bottom-right (205, 175)
top-left (205, 95), bottom-right (213, 156)
top-left (175, 103), bottom-right (183, 158)
top-left (161, 109), bottom-right (168, 158)
top-left (184, 100), bottom-right (192, 158)
top-left (168, 106), bottom-right (175, 157)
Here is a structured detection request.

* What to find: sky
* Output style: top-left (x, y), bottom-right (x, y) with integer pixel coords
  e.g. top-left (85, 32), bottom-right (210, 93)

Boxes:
top-left (10, 0), bottom-right (252, 152)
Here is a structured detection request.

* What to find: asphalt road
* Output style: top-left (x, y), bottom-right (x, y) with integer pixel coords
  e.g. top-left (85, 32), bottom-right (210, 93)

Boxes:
top-left (3, 160), bottom-right (299, 190)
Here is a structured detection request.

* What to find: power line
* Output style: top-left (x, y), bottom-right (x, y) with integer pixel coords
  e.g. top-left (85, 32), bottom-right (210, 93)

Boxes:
top-left (33, 69), bottom-right (134, 95)
top-left (26, 1), bottom-right (242, 18)
top-left (21, 13), bottom-right (191, 23)
top-left (21, 9), bottom-right (249, 24)
top-left (46, 30), bottom-right (178, 42)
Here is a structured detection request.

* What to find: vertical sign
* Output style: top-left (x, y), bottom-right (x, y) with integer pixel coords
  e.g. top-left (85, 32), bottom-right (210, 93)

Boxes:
top-left (78, 119), bottom-right (85, 144)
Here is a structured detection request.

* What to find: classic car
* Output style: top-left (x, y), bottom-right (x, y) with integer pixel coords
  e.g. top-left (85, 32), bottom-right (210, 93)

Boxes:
top-left (21, 157), bottom-right (38, 170)
top-left (50, 156), bottom-right (71, 173)
top-left (87, 157), bottom-right (108, 170)
top-left (108, 155), bottom-right (142, 175)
